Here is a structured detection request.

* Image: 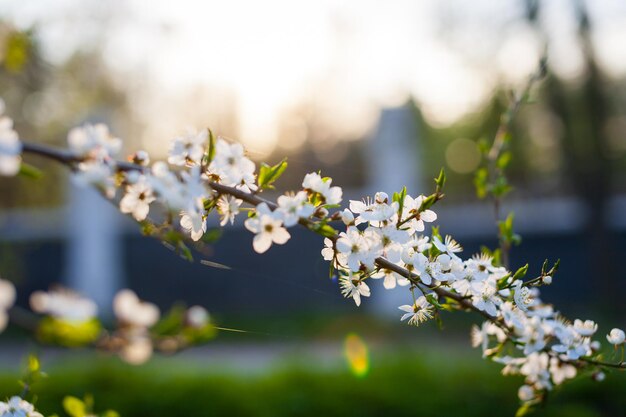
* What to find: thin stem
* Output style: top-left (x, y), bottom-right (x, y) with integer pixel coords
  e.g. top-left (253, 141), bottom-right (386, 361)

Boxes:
top-left (578, 357), bottom-right (625, 370)
top-left (485, 61), bottom-right (546, 269)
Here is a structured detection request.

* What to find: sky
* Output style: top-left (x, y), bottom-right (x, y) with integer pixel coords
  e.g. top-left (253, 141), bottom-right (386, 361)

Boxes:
top-left (2, 0), bottom-right (626, 155)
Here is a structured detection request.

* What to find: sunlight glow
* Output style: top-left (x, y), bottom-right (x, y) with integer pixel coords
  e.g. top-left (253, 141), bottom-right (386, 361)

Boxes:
top-left (344, 333), bottom-right (369, 378)
top-left (2, 0), bottom-right (626, 155)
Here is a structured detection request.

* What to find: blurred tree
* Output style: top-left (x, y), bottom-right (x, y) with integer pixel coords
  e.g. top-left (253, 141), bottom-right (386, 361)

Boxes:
top-left (0, 22), bottom-right (135, 209)
top-left (533, 1), bottom-right (621, 312)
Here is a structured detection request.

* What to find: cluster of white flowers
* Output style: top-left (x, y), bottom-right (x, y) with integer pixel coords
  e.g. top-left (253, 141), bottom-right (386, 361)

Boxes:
top-left (68, 123), bottom-right (122, 198)
top-left (65, 126), bottom-right (265, 243)
top-left (0, 278), bottom-right (16, 333)
top-left (0, 99), bottom-right (22, 176)
top-left (0, 396), bottom-right (43, 417)
top-left (318, 187), bottom-right (626, 408)
top-left (113, 289), bottom-right (160, 365)
top-left (30, 288), bottom-right (98, 323)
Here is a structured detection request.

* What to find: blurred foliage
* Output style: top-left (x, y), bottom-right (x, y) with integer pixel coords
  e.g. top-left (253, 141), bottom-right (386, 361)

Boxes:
top-left (0, 352), bottom-right (623, 417)
top-left (35, 317), bottom-right (101, 348)
top-left (0, 21), bottom-right (136, 209)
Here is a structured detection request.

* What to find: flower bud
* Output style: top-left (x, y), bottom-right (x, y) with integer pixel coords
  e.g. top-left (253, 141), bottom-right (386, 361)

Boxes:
top-left (130, 150), bottom-right (150, 166)
top-left (187, 305), bottom-right (209, 328)
top-left (542, 275), bottom-right (552, 285)
top-left (375, 192), bottom-right (388, 204)
top-left (315, 207), bottom-right (329, 219)
top-left (517, 385), bottom-right (535, 402)
top-left (592, 371), bottom-right (605, 382)
top-left (607, 328), bottom-right (625, 345)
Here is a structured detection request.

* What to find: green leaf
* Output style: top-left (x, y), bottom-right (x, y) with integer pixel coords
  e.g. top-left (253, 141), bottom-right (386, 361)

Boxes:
top-left (177, 241), bottom-right (194, 262)
top-left (430, 226), bottom-right (441, 241)
top-left (139, 221), bottom-right (156, 236)
top-left (200, 228), bottom-right (222, 244)
top-left (492, 175), bottom-right (513, 198)
top-left (203, 197), bottom-right (218, 212)
top-left (512, 264), bottom-right (528, 281)
top-left (477, 138), bottom-right (490, 155)
top-left (63, 396), bottom-right (86, 417)
top-left (434, 168), bottom-right (446, 191)
top-left (419, 194), bottom-right (437, 211)
top-left (36, 317), bottom-right (101, 347)
top-left (205, 128), bottom-right (216, 165)
top-left (496, 151), bottom-right (512, 170)
top-left (152, 305), bottom-right (186, 336)
top-left (314, 223), bottom-right (337, 238)
top-left (257, 159), bottom-right (288, 190)
top-left (425, 294), bottom-right (444, 310)
top-left (515, 403), bottom-right (533, 417)
top-left (496, 273), bottom-right (512, 290)
top-left (28, 355), bottom-right (40, 373)
top-left (473, 168), bottom-right (488, 199)
top-left (18, 162), bottom-right (43, 179)
top-left (393, 187), bottom-right (407, 220)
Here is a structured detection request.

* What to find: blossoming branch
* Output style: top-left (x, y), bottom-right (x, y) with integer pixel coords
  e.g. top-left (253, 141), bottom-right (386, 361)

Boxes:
top-left (0, 96), bottom-right (624, 416)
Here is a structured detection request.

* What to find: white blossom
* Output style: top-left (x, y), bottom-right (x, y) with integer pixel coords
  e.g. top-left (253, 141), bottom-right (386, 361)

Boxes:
top-left (120, 176), bottom-right (155, 221)
top-left (336, 226), bottom-right (377, 271)
top-left (187, 305), bottom-right (210, 328)
top-left (340, 208), bottom-right (354, 225)
top-left (72, 158), bottom-right (117, 198)
top-left (0, 100), bottom-right (21, 176)
top-left (113, 289), bottom-right (160, 328)
top-left (572, 319), bottom-right (597, 337)
top-left (606, 328), bottom-right (625, 345)
top-left (148, 162), bottom-right (187, 210)
top-left (517, 385), bottom-right (535, 402)
top-left (401, 194), bottom-right (437, 233)
top-left (433, 235), bottom-right (463, 259)
top-left (551, 327), bottom-right (590, 360)
top-left (371, 268), bottom-right (409, 290)
top-left (168, 127), bottom-right (207, 166)
top-left (513, 280), bottom-right (533, 312)
top-left (321, 238), bottom-right (335, 261)
top-left (180, 207), bottom-right (207, 241)
top-left (209, 138), bottom-right (257, 192)
top-left (67, 123), bottom-right (121, 159)
top-left (0, 396), bottom-right (44, 417)
top-left (217, 196), bottom-right (242, 226)
top-left (398, 296), bottom-right (434, 326)
top-left (302, 172), bottom-right (342, 205)
top-left (120, 335), bottom-right (153, 365)
top-left (370, 225), bottom-right (409, 264)
top-left (520, 352), bottom-right (552, 390)
top-left (349, 192), bottom-right (398, 226)
top-left (472, 282), bottom-right (501, 317)
top-left (244, 203), bottom-right (290, 253)
top-left (30, 288), bottom-right (97, 322)
top-left (549, 357), bottom-right (577, 385)
top-left (339, 274), bottom-right (370, 306)
top-left (0, 278), bottom-right (16, 333)
top-left (276, 191), bottom-right (315, 227)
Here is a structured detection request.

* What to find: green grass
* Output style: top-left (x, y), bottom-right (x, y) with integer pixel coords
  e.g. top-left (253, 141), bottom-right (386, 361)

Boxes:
top-left (0, 347), bottom-right (624, 417)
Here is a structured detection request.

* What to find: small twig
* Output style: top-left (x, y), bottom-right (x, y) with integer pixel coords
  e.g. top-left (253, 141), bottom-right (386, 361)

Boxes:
top-left (485, 60), bottom-right (547, 269)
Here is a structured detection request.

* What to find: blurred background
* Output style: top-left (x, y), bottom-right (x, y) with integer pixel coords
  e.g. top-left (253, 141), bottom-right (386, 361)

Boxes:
top-left (1, 1), bottom-right (626, 416)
